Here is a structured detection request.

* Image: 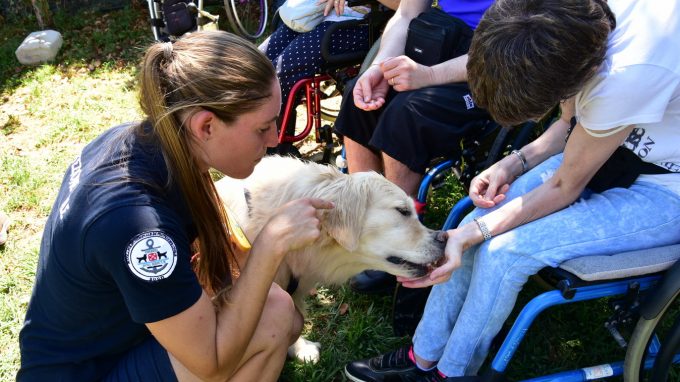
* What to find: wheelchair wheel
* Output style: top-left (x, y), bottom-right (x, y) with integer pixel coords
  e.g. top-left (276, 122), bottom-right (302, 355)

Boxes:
top-left (624, 289), bottom-right (680, 381)
top-left (317, 80), bottom-right (342, 122)
top-left (224, 0), bottom-right (268, 40)
top-left (320, 96), bottom-right (341, 122)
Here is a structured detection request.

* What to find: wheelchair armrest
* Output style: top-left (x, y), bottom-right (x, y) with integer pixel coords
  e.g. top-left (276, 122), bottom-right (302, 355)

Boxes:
top-left (441, 196), bottom-right (474, 230)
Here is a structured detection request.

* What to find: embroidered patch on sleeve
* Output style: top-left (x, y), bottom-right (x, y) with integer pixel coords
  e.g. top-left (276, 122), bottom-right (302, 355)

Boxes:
top-left (125, 231), bottom-right (178, 281)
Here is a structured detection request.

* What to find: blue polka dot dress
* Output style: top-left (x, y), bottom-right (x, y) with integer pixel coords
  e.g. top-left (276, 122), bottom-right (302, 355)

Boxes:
top-left (265, 20), bottom-right (369, 107)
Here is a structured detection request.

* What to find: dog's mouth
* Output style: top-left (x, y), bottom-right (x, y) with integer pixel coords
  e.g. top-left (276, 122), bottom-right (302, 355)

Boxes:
top-left (386, 256), bottom-right (441, 277)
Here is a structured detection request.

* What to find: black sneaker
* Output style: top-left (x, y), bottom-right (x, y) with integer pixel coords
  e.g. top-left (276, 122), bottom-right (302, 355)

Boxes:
top-left (349, 270), bottom-right (397, 295)
top-left (344, 345), bottom-right (446, 382)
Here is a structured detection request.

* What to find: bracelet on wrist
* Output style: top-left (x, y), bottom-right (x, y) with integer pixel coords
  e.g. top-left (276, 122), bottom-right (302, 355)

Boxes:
top-left (473, 217), bottom-right (492, 241)
top-left (511, 149), bottom-right (529, 175)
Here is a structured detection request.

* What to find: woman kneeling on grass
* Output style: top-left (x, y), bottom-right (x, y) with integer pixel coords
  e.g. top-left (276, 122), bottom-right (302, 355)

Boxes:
top-left (18, 30), bottom-right (333, 382)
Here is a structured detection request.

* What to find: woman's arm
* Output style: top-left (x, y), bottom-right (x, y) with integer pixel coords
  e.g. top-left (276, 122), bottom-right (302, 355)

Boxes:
top-left (146, 198), bottom-right (332, 381)
top-left (469, 98), bottom-right (575, 208)
top-left (352, 0), bottom-right (430, 109)
top-left (372, 0), bottom-right (429, 63)
top-left (378, 53), bottom-right (468, 91)
top-left (478, 123), bottom-right (633, 236)
top-left (402, 119), bottom-right (634, 288)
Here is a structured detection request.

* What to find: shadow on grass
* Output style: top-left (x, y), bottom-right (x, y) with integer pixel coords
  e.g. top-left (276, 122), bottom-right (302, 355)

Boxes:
top-left (0, 4), bottom-right (153, 93)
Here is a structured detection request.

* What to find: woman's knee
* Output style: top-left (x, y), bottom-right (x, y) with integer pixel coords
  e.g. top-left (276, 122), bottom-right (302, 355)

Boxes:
top-left (259, 284), bottom-right (301, 345)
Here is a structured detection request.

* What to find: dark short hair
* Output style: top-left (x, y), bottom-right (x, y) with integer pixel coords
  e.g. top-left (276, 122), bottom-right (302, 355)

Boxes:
top-left (467, 0), bottom-right (615, 126)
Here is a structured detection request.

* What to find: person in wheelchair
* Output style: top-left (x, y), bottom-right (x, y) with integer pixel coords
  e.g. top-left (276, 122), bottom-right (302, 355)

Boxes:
top-left (263, 0), bottom-right (399, 120)
top-left (344, 0), bottom-right (680, 381)
top-left (335, 0), bottom-right (495, 293)
top-left (18, 31), bottom-right (333, 382)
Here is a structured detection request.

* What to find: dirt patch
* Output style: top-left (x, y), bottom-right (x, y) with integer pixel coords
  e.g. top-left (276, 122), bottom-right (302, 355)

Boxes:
top-left (292, 93), bottom-right (343, 162)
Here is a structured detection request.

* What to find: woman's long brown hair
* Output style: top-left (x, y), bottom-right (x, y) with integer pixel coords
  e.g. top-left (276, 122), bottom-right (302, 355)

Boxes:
top-left (137, 31), bottom-right (276, 294)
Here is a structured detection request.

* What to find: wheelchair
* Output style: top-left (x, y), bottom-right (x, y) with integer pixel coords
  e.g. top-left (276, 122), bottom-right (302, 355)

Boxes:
top-left (396, 109), bottom-right (680, 380)
top-left (414, 118), bottom-right (547, 221)
top-left (147, 0), bottom-right (223, 42)
top-left (438, 196), bottom-right (680, 381)
top-left (147, 0), bottom-right (391, 165)
top-left (146, 0), bottom-right (269, 41)
top-left (270, 0), bottom-right (392, 165)
top-left (390, 116), bottom-right (549, 337)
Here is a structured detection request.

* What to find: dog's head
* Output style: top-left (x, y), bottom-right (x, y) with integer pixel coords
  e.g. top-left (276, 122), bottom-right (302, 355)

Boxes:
top-left (227, 156), bottom-right (446, 284)
top-left (319, 171), bottom-right (446, 279)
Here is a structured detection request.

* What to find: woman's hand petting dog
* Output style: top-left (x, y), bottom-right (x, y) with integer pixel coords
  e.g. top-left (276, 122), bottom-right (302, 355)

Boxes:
top-left (254, 198), bottom-right (335, 260)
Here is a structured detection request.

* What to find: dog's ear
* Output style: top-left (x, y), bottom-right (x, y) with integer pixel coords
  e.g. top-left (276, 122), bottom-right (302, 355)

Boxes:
top-left (321, 175), bottom-right (369, 251)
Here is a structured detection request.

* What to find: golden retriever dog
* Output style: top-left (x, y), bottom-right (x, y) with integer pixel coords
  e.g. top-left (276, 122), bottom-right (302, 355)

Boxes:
top-left (215, 156), bottom-right (445, 362)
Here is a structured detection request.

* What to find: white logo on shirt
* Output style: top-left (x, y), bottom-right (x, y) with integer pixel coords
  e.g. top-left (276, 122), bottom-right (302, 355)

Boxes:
top-left (59, 155), bottom-right (82, 220)
top-left (463, 94), bottom-right (475, 110)
top-left (125, 231), bottom-right (178, 281)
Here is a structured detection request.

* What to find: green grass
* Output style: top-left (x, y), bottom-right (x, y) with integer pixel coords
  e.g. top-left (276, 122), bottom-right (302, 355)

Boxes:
top-left (0, 5), bottom-right (149, 380)
top-left (1, 5), bottom-right (678, 382)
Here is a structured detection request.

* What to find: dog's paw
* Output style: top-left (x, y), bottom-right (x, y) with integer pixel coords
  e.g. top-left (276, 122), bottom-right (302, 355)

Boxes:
top-left (288, 336), bottom-right (321, 363)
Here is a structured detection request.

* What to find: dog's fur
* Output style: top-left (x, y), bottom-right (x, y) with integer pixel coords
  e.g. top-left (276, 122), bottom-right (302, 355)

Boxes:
top-left (215, 156), bottom-right (445, 361)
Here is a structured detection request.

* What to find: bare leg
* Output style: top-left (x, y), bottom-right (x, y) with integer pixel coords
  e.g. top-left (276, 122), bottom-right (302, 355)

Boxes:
top-left (383, 152), bottom-right (422, 197)
top-left (414, 353), bottom-right (437, 369)
top-left (170, 284), bottom-right (303, 382)
top-left (344, 136), bottom-right (382, 174)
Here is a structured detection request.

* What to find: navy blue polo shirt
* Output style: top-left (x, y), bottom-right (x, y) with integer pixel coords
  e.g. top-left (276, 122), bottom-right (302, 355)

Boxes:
top-left (18, 123), bottom-right (203, 381)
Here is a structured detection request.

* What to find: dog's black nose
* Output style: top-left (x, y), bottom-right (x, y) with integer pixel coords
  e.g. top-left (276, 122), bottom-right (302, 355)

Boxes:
top-left (432, 230), bottom-right (447, 252)
top-left (434, 230), bottom-right (447, 243)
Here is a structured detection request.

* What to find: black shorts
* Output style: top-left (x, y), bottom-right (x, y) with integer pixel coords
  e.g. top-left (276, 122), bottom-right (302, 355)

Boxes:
top-left (334, 82), bottom-right (490, 174)
top-left (103, 337), bottom-right (177, 382)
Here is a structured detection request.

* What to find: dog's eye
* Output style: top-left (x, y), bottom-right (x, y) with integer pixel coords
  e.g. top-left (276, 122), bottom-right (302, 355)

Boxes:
top-left (395, 207), bottom-right (411, 217)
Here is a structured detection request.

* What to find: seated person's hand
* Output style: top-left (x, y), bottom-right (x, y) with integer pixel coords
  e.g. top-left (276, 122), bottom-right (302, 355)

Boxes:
top-left (397, 228), bottom-right (463, 288)
top-left (380, 56), bottom-right (434, 92)
top-left (319, 0), bottom-right (344, 16)
top-left (469, 164), bottom-right (513, 209)
top-left (353, 64), bottom-right (389, 111)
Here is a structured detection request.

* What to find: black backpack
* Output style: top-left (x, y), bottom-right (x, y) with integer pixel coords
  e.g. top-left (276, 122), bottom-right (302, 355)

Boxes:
top-left (162, 1), bottom-right (197, 37)
top-left (404, 7), bottom-right (473, 66)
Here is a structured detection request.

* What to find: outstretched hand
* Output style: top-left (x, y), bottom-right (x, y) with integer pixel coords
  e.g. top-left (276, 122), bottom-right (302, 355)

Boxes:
top-left (469, 164), bottom-right (514, 209)
top-left (397, 229), bottom-right (464, 288)
top-left (353, 65), bottom-right (390, 111)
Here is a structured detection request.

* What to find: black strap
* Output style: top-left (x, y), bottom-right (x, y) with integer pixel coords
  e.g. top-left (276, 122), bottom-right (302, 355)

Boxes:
top-left (567, 117), bottom-right (671, 192)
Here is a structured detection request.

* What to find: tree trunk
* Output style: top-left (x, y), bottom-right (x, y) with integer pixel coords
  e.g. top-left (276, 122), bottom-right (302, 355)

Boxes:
top-left (30, 0), bottom-right (52, 28)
